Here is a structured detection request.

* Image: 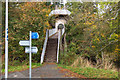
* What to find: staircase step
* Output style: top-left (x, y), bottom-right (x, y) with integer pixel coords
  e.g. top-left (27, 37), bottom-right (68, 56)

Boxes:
top-left (45, 55), bottom-right (56, 57)
top-left (45, 59), bottom-right (56, 61)
top-left (48, 42), bottom-right (57, 43)
top-left (47, 43), bottom-right (57, 45)
top-left (47, 46), bottom-right (57, 48)
top-left (45, 57), bottom-right (56, 59)
top-left (46, 55), bottom-right (56, 58)
top-left (45, 60), bottom-right (56, 62)
top-left (44, 58), bottom-right (56, 60)
top-left (46, 50), bottom-right (57, 52)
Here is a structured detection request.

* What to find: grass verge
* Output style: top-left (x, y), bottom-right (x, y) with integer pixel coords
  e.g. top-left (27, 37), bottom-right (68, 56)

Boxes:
top-left (2, 63), bottom-right (42, 74)
top-left (57, 64), bottom-right (118, 78)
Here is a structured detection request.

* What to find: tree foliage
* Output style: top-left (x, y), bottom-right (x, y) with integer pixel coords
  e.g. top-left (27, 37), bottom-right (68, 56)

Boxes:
top-left (2, 2), bottom-right (52, 65)
top-left (62, 2), bottom-right (119, 69)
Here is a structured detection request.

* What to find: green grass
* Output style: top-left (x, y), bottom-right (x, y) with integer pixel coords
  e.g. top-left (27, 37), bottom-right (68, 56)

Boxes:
top-left (2, 63), bottom-right (42, 74)
top-left (57, 64), bottom-right (118, 78)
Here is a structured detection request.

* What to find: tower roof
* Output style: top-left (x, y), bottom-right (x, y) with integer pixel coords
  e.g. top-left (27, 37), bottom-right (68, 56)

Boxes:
top-left (49, 9), bottom-right (71, 16)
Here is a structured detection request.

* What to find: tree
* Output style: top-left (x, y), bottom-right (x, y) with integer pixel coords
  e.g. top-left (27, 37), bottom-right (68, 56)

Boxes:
top-left (2, 2), bottom-right (52, 65)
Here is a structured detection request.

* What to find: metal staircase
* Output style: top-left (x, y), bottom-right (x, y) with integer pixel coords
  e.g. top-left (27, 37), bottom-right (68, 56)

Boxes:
top-left (40, 28), bottom-right (64, 64)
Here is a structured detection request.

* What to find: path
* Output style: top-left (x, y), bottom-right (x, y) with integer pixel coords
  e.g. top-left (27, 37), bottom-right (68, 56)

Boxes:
top-left (1, 63), bottom-right (86, 78)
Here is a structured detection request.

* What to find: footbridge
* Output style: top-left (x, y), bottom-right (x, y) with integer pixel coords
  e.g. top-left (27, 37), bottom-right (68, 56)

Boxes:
top-left (40, 7), bottom-right (71, 64)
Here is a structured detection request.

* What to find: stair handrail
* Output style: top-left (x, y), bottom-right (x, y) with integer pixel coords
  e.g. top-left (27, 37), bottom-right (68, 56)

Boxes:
top-left (57, 30), bottom-right (61, 63)
top-left (49, 28), bottom-right (57, 37)
top-left (62, 28), bottom-right (65, 35)
top-left (57, 28), bottom-right (65, 63)
top-left (41, 29), bottom-right (49, 64)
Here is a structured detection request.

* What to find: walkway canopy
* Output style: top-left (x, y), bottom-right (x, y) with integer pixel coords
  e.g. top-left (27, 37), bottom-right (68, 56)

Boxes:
top-left (49, 9), bottom-right (71, 16)
top-left (48, 9), bottom-right (71, 27)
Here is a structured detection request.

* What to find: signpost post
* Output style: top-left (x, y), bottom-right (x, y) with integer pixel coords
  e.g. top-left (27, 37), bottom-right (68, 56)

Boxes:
top-left (5, 0), bottom-right (8, 79)
top-left (29, 31), bottom-right (32, 79)
top-left (19, 31), bottom-right (39, 79)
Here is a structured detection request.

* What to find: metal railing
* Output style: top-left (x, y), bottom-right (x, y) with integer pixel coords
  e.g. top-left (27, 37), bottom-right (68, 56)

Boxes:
top-left (40, 29), bottom-right (49, 64)
top-left (57, 28), bottom-right (65, 63)
top-left (62, 28), bottom-right (65, 35)
top-left (49, 28), bottom-right (57, 37)
top-left (57, 30), bottom-right (61, 63)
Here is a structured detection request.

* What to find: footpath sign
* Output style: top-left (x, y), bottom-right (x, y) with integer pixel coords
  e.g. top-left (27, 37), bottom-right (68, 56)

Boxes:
top-left (19, 40), bottom-right (30, 46)
top-left (19, 31), bottom-right (39, 78)
top-left (25, 47), bottom-right (38, 53)
top-left (32, 32), bottom-right (39, 39)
